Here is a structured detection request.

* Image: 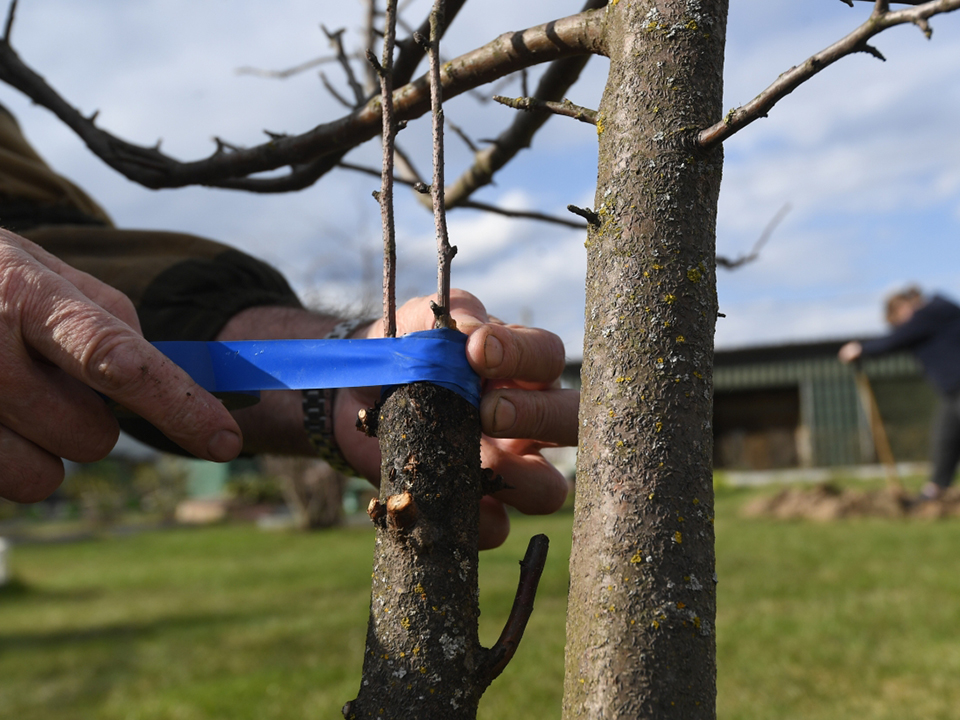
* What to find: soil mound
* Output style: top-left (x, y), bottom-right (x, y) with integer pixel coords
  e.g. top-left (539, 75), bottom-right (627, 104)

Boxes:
top-left (741, 483), bottom-right (960, 521)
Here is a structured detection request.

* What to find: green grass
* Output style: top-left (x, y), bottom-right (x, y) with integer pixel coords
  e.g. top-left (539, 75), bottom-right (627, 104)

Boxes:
top-left (3, 492), bottom-right (960, 719)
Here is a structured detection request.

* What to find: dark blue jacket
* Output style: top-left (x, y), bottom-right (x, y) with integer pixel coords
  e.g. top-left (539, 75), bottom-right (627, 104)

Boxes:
top-left (860, 294), bottom-right (960, 395)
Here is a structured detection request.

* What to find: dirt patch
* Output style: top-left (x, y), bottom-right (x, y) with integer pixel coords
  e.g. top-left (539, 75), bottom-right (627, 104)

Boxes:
top-left (741, 483), bottom-right (960, 521)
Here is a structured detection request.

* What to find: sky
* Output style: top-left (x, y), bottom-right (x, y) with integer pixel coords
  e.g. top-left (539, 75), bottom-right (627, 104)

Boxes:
top-left (1, 0), bottom-right (958, 359)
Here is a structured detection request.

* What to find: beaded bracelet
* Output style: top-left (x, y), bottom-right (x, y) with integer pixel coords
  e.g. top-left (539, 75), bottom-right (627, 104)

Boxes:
top-left (301, 317), bottom-right (370, 476)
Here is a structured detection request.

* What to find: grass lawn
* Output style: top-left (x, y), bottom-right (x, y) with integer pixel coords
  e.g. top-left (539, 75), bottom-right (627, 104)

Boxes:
top-left (3, 487), bottom-right (960, 719)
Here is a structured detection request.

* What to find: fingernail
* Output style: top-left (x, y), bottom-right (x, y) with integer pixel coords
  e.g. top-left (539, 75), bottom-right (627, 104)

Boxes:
top-left (484, 334), bottom-right (504, 369)
top-left (207, 430), bottom-right (242, 462)
top-left (493, 397), bottom-right (516, 433)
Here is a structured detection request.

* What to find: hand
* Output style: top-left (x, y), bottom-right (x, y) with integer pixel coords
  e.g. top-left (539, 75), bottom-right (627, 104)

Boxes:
top-left (838, 341), bottom-right (862, 364)
top-left (0, 229), bottom-right (242, 502)
top-left (335, 289), bottom-right (578, 549)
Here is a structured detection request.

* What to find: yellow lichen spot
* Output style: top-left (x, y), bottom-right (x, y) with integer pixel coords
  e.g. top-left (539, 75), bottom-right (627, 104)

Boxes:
top-left (687, 267), bottom-right (702, 283)
top-left (420, 667), bottom-right (427, 674)
top-left (677, 602), bottom-right (686, 609)
top-left (686, 19), bottom-right (699, 30)
top-left (608, 605), bottom-right (616, 612)
top-left (664, 294), bottom-right (676, 304)
top-left (401, 617), bottom-right (411, 629)
top-left (648, 493), bottom-right (655, 500)
top-left (609, 409), bottom-right (616, 418)
top-left (693, 498), bottom-right (700, 505)
top-left (652, 263), bottom-right (663, 270)
top-left (694, 370), bottom-right (703, 379)
top-left (694, 616), bottom-right (702, 629)
top-left (596, 113), bottom-right (605, 136)
top-left (413, 646), bottom-right (420, 655)
top-left (630, 552), bottom-right (644, 564)
top-left (653, 620), bottom-right (660, 629)
top-left (676, 335), bottom-right (685, 343)
top-left (616, 440), bottom-right (624, 447)
top-left (655, 421), bottom-right (663, 433)
top-left (674, 531), bottom-right (683, 544)
top-left (678, 516), bottom-right (685, 523)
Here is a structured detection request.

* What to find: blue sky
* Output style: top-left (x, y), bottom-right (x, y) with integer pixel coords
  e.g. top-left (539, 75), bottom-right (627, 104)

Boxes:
top-left (1, 0), bottom-right (958, 357)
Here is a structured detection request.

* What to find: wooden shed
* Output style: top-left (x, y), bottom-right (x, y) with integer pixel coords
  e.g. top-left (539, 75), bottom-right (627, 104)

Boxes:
top-left (713, 340), bottom-right (937, 471)
top-left (562, 339), bottom-right (938, 472)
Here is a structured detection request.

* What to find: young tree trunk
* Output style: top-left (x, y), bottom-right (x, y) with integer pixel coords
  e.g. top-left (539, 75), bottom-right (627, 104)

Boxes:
top-left (563, 1), bottom-right (728, 718)
top-left (347, 382), bottom-right (487, 719)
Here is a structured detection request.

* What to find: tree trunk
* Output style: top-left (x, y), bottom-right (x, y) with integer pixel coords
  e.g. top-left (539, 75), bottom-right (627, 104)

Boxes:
top-left (347, 382), bottom-right (490, 719)
top-left (262, 456), bottom-right (346, 529)
top-left (563, 1), bottom-right (728, 718)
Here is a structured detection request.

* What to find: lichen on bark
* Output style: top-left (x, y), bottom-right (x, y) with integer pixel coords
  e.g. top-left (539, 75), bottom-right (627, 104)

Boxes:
top-left (348, 382), bottom-right (487, 719)
top-left (563, 1), bottom-right (728, 718)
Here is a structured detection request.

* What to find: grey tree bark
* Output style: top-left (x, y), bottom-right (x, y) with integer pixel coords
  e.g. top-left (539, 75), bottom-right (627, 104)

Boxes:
top-left (563, 1), bottom-right (728, 717)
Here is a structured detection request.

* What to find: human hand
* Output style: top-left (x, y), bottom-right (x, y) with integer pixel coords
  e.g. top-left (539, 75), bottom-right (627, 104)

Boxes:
top-left (335, 289), bottom-right (578, 549)
top-left (838, 341), bottom-right (863, 364)
top-left (0, 229), bottom-right (242, 502)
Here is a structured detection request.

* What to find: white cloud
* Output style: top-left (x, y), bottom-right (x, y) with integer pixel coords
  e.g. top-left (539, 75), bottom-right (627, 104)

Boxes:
top-left (1, 1), bottom-right (958, 356)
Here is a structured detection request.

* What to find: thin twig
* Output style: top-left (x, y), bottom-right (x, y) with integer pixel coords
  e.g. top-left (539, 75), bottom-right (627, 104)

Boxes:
top-left (446, 118), bottom-right (479, 153)
top-left (363, 0), bottom-right (379, 97)
top-left (699, 0), bottom-right (960, 148)
top-left (494, 95), bottom-right (598, 125)
top-left (483, 534), bottom-right (550, 685)
top-left (443, 0), bottom-right (609, 207)
top-left (319, 72), bottom-right (354, 109)
top-left (3, 0), bottom-right (18, 43)
top-left (337, 161), bottom-right (589, 229)
top-left (322, 25), bottom-right (367, 106)
top-left (0, 8), bottom-right (606, 192)
top-left (377, 0), bottom-right (399, 339)
top-left (427, 0), bottom-right (456, 329)
top-left (392, 144), bottom-right (426, 185)
top-left (236, 54), bottom-right (343, 79)
top-left (715, 203), bottom-right (791, 269)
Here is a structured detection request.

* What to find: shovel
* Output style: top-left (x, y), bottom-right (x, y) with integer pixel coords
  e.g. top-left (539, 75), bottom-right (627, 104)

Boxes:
top-left (852, 363), bottom-right (902, 491)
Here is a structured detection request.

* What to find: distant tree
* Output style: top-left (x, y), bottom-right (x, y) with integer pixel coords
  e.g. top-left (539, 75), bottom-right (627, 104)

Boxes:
top-left (2, 0), bottom-right (956, 717)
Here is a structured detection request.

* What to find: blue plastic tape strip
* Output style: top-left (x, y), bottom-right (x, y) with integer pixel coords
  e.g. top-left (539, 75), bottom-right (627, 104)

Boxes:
top-left (152, 328), bottom-right (481, 407)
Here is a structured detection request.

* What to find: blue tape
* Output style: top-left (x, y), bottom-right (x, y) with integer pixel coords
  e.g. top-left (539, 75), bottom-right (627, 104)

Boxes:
top-left (152, 328), bottom-right (482, 407)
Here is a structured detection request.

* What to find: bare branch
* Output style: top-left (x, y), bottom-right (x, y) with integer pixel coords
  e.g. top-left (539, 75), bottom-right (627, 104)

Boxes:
top-left (322, 24), bottom-right (367, 106)
top-left (392, 144), bottom-right (427, 185)
top-left (0, 8), bottom-right (605, 193)
top-left (362, 0), bottom-right (379, 97)
top-left (392, 0), bottom-right (468, 86)
top-left (427, 0), bottom-right (456, 329)
top-left (567, 204), bottom-right (600, 226)
top-left (3, 0), bottom-right (18, 44)
top-left (377, 0), bottom-right (400, 339)
top-left (461, 199), bottom-right (588, 229)
top-left (715, 203), bottom-right (791, 270)
top-left (494, 94), bottom-right (598, 125)
top-left (338, 161), bottom-right (589, 229)
top-left (446, 118), bottom-right (479, 153)
top-left (236, 54), bottom-right (344, 79)
top-left (443, 0), bottom-right (609, 208)
top-left (482, 534), bottom-right (550, 685)
top-left (319, 72), bottom-right (354, 109)
top-left (699, 0), bottom-right (960, 148)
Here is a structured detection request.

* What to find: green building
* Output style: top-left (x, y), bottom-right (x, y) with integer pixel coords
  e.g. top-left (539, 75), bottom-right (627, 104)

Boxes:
top-left (562, 340), bottom-right (938, 472)
top-left (714, 341), bottom-right (936, 470)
